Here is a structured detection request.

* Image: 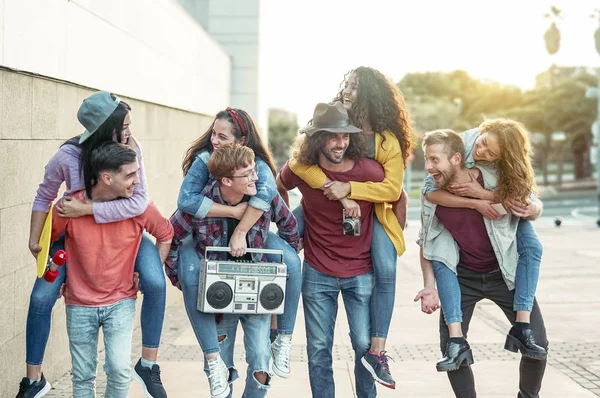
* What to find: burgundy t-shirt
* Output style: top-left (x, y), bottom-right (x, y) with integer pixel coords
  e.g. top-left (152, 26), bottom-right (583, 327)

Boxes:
top-left (280, 158), bottom-right (384, 278)
top-left (434, 173), bottom-right (499, 274)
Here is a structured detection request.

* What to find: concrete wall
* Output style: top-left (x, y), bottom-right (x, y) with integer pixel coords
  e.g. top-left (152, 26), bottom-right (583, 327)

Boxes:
top-left (0, 0), bottom-right (230, 116)
top-left (0, 69), bottom-right (213, 398)
top-left (177, 0), bottom-right (262, 125)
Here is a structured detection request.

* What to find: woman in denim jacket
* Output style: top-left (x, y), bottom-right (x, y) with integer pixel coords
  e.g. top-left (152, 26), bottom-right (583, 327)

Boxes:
top-left (176, 108), bottom-right (301, 396)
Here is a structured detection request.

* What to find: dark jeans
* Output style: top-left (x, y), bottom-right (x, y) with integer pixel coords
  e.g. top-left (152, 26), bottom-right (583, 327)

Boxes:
top-left (439, 267), bottom-right (548, 398)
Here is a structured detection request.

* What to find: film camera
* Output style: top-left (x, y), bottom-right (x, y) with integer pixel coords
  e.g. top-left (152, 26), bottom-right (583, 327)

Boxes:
top-left (198, 247), bottom-right (287, 314)
top-left (342, 209), bottom-right (361, 236)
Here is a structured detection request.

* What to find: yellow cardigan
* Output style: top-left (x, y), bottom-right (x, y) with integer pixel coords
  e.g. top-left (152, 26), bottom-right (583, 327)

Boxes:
top-left (289, 131), bottom-right (406, 256)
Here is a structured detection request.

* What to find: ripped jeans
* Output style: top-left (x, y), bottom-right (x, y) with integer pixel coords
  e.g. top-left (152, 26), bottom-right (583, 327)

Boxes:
top-left (203, 314), bottom-right (272, 398)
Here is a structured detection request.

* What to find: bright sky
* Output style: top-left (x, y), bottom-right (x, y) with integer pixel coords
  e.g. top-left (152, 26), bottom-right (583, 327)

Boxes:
top-left (259, 0), bottom-right (600, 126)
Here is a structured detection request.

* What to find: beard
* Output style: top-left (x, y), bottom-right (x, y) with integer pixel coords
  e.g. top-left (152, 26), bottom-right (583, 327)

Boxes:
top-left (433, 167), bottom-right (457, 190)
top-left (321, 147), bottom-right (346, 164)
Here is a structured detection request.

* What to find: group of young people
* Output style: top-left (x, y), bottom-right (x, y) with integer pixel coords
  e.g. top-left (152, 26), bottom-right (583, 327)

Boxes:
top-left (16, 65), bottom-right (548, 398)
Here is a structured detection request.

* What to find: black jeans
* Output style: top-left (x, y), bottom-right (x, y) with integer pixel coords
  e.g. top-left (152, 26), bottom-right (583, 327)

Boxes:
top-left (439, 267), bottom-right (549, 398)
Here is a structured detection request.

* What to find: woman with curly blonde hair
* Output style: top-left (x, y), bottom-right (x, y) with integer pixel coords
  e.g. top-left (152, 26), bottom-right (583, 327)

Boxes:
top-left (287, 66), bottom-right (413, 389)
top-left (422, 118), bottom-right (547, 372)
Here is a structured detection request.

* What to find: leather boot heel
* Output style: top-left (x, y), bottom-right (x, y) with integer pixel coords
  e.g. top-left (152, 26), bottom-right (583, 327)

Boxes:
top-left (504, 334), bottom-right (520, 353)
top-left (460, 348), bottom-right (474, 367)
top-left (436, 339), bottom-right (473, 372)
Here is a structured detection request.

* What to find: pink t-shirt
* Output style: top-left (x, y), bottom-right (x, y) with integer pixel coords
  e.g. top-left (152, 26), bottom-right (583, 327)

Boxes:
top-left (51, 191), bottom-right (174, 306)
top-left (280, 158), bottom-right (384, 278)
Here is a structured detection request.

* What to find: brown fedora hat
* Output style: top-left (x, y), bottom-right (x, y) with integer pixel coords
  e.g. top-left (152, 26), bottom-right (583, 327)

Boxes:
top-left (299, 102), bottom-right (362, 137)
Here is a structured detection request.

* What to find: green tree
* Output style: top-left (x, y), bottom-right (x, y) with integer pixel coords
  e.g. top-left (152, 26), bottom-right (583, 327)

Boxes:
top-left (268, 109), bottom-right (299, 170)
top-left (398, 66), bottom-right (596, 184)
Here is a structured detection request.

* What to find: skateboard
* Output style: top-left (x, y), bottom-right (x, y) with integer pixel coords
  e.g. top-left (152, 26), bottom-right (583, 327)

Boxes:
top-left (36, 204), bottom-right (53, 278)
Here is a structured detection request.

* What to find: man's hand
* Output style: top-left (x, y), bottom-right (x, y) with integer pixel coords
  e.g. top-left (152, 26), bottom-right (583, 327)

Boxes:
top-left (393, 189), bottom-right (409, 230)
top-left (56, 196), bottom-right (93, 218)
top-left (414, 287), bottom-right (440, 314)
top-left (323, 181), bottom-right (351, 201)
top-left (506, 198), bottom-right (537, 219)
top-left (339, 197), bottom-right (361, 218)
top-left (448, 172), bottom-right (488, 199)
top-left (133, 272), bottom-right (140, 291)
top-left (298, 238), bottom-right (304, 252)
top-left (230, 202), bottom-right (249, 220)
top-left (29, 242), bottom-right (42, 259)
top-left (58, 283), bottom-right (65, 299)
top-left (229, 231), bottom-right (248, 257)
top-left (474, 200), bottom-right (501, 220)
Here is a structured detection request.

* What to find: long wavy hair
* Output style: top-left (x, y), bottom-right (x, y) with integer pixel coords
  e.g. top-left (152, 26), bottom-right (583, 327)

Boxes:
top-left (478, 118), bottom-right (537, 204)
top-left (332, 66), bottom-right (413, 165)
top-left (291, 132), bottom-right (366, 166)
top-left (181, 108), bottom-right (277, 177)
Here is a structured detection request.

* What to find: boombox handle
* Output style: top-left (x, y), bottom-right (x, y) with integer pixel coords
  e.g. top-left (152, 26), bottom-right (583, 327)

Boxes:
top-left (204, 246), bottom-right (285, 264)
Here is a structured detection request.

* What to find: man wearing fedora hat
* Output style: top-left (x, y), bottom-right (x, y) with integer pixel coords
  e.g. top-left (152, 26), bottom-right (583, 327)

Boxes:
top-left (277, 102), bottom-right (384, 397)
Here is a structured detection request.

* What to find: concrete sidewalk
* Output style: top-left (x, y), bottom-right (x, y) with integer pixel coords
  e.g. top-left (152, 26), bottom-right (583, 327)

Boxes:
top-left (45, 224), bottom-right (600, 397)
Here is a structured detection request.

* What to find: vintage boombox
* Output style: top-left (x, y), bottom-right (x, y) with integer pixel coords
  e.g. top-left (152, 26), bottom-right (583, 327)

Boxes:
top-left (198, 247), bottom-right (287, 314)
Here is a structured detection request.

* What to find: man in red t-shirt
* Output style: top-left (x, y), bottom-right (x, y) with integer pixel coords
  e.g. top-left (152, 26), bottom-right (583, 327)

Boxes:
top-left (277, 102), bottom-right (384, 398)
top-left (51, 142), bottom-right (173, 398)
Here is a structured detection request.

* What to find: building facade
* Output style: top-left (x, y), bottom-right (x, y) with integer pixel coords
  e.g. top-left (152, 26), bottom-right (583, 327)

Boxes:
top-left (0, 0), bottom-right (259, 395)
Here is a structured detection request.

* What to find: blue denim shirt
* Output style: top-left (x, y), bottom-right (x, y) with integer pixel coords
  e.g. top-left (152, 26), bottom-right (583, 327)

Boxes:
top-left (421, 128), bottom-right (480, 195)
top-left (177, 150), bottom-right (277, 219)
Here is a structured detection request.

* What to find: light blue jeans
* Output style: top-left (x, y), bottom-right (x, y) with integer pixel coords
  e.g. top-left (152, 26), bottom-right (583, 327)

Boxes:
top-left (66, 298), bottom-right (136, 398)
top-left (265, 232), bottom-right (302, 335)
top-left (302, 262), bottom-right (376, 398)
top-left (293, 205), bottom-right (396, 339)
top-left (203, 313), bottom-right (272, 398)
top-left (26, 233), bottom-right (165, 365)
top-left (433, 218), bottom-right (543, 325)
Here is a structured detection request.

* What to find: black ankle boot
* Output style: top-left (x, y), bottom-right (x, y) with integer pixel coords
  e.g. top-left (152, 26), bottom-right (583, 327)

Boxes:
top-left (504, 325), bottom-right (547, 360)
top-left (436, 339), bottom-right (474, 372)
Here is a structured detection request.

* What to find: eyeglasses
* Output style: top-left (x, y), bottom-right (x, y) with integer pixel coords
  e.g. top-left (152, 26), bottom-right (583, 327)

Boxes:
top-left (229, 166), bottom-right (258, 182)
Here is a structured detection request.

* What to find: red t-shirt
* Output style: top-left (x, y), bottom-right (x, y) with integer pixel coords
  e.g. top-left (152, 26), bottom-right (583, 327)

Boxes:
top-left (51, 191), bottom-right (174, 306)
top-left (434, 173), bottom-right (499, 274)
top-left (280, 158), bottom-right (384, 277)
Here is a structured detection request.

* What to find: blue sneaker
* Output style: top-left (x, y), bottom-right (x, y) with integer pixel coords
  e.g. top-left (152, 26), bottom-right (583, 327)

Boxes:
top-left (361, 351), bottom-right (396, 389)
top-left (16, 374), bottom-right (51, 398)
top-left (132, 358), bottom-right (168, 398)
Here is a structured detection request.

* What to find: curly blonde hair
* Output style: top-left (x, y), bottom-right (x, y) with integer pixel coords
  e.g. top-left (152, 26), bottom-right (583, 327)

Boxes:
top-left (478, 118), bottom-right (537, 204)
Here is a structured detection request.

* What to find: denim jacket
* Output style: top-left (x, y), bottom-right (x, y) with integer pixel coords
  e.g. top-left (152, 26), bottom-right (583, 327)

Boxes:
top-left (418, 165), bottom-right (519, 290)
top-left (177, 150), bottom-right (277, 218)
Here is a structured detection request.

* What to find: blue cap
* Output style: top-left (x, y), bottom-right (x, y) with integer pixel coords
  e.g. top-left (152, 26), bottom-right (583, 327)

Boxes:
top-left (77, 92), bottom-right (121, 144)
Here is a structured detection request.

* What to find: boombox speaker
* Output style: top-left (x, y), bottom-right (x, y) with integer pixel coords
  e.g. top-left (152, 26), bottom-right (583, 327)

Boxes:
top-left (198, 247), bottom-right (287, 314)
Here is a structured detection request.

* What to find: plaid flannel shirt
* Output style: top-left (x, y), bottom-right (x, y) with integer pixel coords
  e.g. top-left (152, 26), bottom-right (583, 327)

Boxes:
top-left (165, 181), bottom-right (299, 289)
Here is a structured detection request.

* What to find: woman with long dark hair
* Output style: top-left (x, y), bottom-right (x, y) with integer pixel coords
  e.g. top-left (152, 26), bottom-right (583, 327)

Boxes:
top-left (20, 92), bottom-right (168, 398)
top-left (176, 108), bottom-right (301, 397)
top-left (289, 66), bottom-right (414, 389)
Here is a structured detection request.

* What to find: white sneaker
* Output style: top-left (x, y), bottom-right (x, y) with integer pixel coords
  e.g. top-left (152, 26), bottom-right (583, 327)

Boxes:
top-left (207, 355), bottom-right (230, 398)
top-left (271, 334), bottom-right (292, 378)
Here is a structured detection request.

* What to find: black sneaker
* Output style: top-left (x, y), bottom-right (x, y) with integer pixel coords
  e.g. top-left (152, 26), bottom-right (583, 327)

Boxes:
top-left (132, 358), bottom-right (168, 398)
top-left (360, 351), bottom-right (396, 389)
top-left (16, 374), bottom-right (51, 398)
